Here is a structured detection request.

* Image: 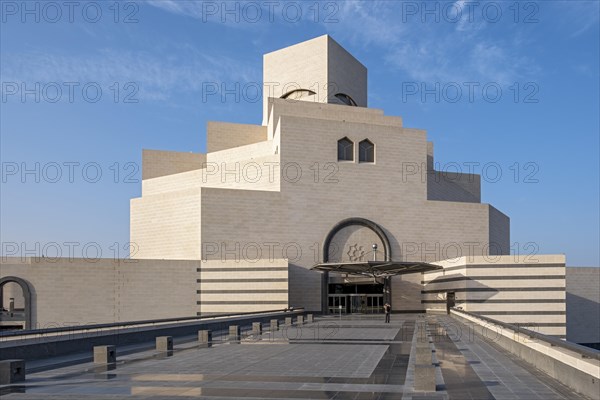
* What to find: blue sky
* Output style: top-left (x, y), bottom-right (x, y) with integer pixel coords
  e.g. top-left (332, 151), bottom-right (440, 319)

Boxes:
top-left (1, 1), bottom-right (598, 265)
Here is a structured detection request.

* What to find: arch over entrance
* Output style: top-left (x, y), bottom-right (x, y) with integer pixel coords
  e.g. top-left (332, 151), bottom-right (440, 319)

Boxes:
top-left (321, 218), bottom-right (392, 314)
top-left (0, 276), bottom-right (33, 330)
top-left (322, 217), bottom-right (392, 262)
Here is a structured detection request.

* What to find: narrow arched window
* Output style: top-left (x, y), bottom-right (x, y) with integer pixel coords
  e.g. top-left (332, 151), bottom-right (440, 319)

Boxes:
top-left (334, 93), bottom-right (358, 106)
top-left (337, 137), bottom-right (354, 161)
top-left (281, 89), bottom-right (316, 100)
top-left (359, 139), bottom-right (375, 163)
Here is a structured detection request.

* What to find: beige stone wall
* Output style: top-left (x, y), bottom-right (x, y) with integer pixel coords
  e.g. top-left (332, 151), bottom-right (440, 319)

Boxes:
top-left (206, 121), bottom-right (268, 153)
top-left (0, 257), bottom-right (199, 328)
top-left (423, 255), bottom-right (566, 336)
top-left (140, 140), bottom-right (279, 197)
top-left (130, 188), bottom-right (201, 259)
top-left (427, 171), bottom-right (481, 203)
top-left (392, 274), bottom-right (424, 312)
top-left (489, 206), bottom-right (510, 255)
top-left (327, 35), bottom-right (368, 107)
top-left (566, 267), bottom-right (600, 344)
top-left (142, 149), bottom-right (205, 180)
top-left (267, 97), bottom-right (396, 129)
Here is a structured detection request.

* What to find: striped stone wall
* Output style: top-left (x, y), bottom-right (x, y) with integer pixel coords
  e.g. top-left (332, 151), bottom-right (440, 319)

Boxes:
top-left (198, 259), bottom-right (289, 315)
top-left (422, 255), bottom-right (566, 337)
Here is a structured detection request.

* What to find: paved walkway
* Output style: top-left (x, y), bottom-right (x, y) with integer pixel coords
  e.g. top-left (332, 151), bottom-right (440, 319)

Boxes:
top-left (0, 314), bottom-right (590, 399)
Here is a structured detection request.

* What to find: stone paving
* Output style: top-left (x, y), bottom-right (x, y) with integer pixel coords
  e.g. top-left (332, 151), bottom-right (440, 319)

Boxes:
top-left (0, 314), bottom-right (591, 399)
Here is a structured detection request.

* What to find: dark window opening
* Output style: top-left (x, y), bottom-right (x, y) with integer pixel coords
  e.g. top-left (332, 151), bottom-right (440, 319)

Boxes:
top-left (359, 139), bottom-right (375, 163)
top-left (338, 137), bottom-right (354, 161)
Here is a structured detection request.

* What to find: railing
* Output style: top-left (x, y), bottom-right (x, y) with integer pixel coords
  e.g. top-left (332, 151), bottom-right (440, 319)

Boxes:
top-left (0, 310), bottom-right (26, 322)
top-left (0, 307), bottom-right (304, 340)
top-left (450, 307), bottom-right (599, 360)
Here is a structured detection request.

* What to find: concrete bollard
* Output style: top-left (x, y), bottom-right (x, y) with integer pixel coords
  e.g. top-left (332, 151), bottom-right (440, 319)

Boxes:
top-left (156, 336), bottom-right (173, 352)
top-left (414, 365), bottom-right (436, 392)
top-left (297, 315), bottom-right (304, 325)
top-left (306, 314), bottom-right (313, 323)
top-left (415, 347), bottom-right (432, 365)
top-left (285, 317), bottom-right (292, 326)
top-left (252, 322), bottom-right (262, 336)
top-left (198, 330), bottom-right (212, 347)
top-left (94, 345), bottom-right (116, 364)
top-left (229, 325), bottom-right (241, 343)
top-left (270, 319), bottom-right (279, 332)
top-left (0, 360), bottom-right (25, 384)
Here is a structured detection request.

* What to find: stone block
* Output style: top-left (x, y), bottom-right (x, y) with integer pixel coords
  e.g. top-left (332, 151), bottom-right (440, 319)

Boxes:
top-left (252, 322), bottom-right (263, 335)
top-left (285, 317), bottom-right (292, 326)
top-left (415, 347), bottom-right (432, 365)
top-left (306, 314), bottom-right (313, 323)
top-left (229, 325), bottom-right (241, 343)
top-left (297, 315), bottom-right (304, 325)
top-left (270, 319), bottom-right (279, 331)
top-left (156, 336), bottom-right (173, 352)
top-left (198, 330), bottom-right (212, 346)
top-left (93, 345), bottom-right (116, 364)
top-left (0, 360), bottom-right (25, 384)
top-left (414, 365), bottom-right (436, 392)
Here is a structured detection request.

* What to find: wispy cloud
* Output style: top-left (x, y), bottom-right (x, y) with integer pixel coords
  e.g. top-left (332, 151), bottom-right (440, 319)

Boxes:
top-left (1, 47), bottom-right (259, 102)
top-left (554, 1), bottom-right (600, 37)
top-left (331, 1), bottom-right (407, 47)
top-left (323, 1), bottom-right (539, 86)
top-left (145, 0), bottom-right (329, 29)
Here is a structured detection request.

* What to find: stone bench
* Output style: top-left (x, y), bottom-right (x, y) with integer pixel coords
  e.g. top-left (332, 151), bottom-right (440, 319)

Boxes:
top-left (252, 322), bottom-right (262, 336)
top-left (229, 325), bottom-right (241, 343)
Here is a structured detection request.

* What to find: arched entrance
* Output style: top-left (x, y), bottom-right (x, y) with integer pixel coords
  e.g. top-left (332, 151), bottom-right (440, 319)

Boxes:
top-left (0, 277), bottom-right (33, 330)
top-left (322, 217), bottom-right (392, 263)
top-left (321, 218), bottom-right (392, 314)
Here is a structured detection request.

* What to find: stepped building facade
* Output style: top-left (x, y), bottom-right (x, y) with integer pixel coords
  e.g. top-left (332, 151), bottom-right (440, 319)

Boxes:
top-left (4, 35), bottom-right (598, 343)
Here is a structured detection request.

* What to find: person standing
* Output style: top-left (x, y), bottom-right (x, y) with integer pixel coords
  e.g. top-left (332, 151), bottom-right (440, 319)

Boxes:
top-left (384, 303), bottom-right (391, 323)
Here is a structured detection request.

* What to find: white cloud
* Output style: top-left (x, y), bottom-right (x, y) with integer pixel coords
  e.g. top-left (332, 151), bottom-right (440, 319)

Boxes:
top-left (323, 1), bottom-right (538, 85)
top-left (555, 1), bottom-right (600, 37)
top-left (1, 48), bottom-right (259, 102)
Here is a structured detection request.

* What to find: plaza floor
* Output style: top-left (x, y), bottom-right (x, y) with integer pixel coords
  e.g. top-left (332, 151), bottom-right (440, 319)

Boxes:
top-left (0, 314), bottom-right (589, 400)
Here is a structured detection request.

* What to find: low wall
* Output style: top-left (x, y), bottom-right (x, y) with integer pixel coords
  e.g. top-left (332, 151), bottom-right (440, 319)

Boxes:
top-left (0, 309), bottom-right (304, 362)
top-left (450, 309), bottom-right (599, 400)
top-left (0, 257), bottom-right (200, 328)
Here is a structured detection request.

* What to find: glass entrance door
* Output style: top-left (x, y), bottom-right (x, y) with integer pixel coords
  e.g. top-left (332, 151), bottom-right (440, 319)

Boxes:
top-left (327, 283), bottom-right (385, 314)
top-left (366, 294), bottom-right (384, 314)
top-left (328, 294), bottom-right (347, 314)
top-left (329, 294), bottom-right (383, 314)
top-left (348, 294), bottom-right (365, 313)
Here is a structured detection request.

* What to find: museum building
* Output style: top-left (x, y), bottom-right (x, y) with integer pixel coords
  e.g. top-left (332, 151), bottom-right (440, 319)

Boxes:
top-left (2, 36), bottom-right (599, 344)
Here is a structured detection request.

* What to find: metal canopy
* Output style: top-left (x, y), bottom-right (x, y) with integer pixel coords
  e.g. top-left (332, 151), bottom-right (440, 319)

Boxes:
top-left (311, 261), bottom-right (441, 278)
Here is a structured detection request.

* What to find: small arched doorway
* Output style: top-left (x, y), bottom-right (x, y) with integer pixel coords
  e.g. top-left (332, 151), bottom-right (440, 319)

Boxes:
top-left (0, 277), bottom-right (33, 330)
top-left (321, 218), bottom-right (392, 314)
